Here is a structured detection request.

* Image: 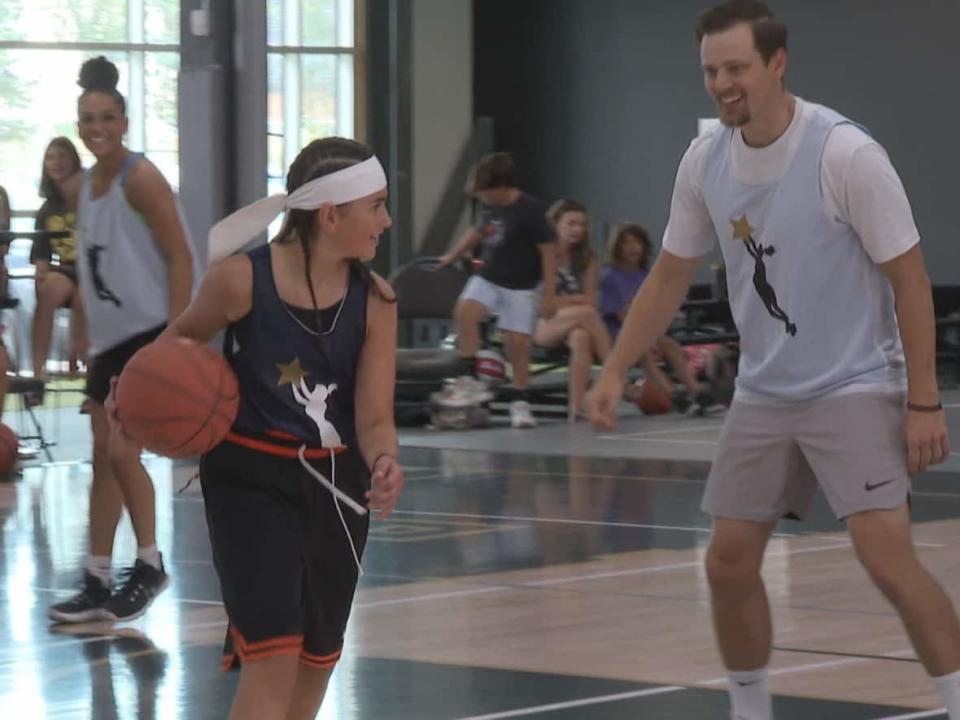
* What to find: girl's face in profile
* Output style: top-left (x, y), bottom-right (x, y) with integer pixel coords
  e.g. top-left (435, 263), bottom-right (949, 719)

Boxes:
top-left (326, 189), bottom-right (392, 262)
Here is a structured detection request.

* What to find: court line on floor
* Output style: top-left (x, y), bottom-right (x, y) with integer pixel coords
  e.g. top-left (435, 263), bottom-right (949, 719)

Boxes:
top-left (871, 710), bottom-right (946, 719)
top-left (18, 556), bottom-right (936, 717)
top-left (450, 685), bottom-right (687, 720)
top-left (599, 433), bottom-right (960, 460)
top-left (606, 423), bottom-right (722, 439)
top-left (26, 540), bottom-right (852, 647)
top-left (911, 491), bottom-right (960, 500)
top-left (391, 508), bottom-right (797, 538)
top-left (698, 649), bottom-right (919, 687)
top-left (488, 457), bottom-right (960, 497)
top-left (597, 435), bottom-right (719, 446)
top-left (356, 541), bottom-right (852, 608)
top-left (166, 471), bottom-right (460, 503)
top-left (403, 466), bottom-right (960, 502)
top-left (772, 645), bottom-right (920, 664)
top-left (449, 647), bottom-right (934, 719)
top-left (4, 622), bottom-right (942, 720)
top-left (164, 467), bottom-right (711, 505)
top-left (468, 467), bottom-right (710, 486)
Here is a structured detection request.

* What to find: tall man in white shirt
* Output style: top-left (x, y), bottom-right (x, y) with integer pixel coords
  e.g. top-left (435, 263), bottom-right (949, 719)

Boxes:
top-left (588, 2), bottom-right (959, 718)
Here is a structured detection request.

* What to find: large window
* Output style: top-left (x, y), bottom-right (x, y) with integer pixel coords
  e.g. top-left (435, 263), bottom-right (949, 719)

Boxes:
top-left (0, 0), bottom-right (180, 228)
top-left (266, 0), bottom-right (355, 197)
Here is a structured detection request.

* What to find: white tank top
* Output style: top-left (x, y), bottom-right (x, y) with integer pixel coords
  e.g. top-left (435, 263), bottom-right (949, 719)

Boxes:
top-left (76, 153), bottom-right (199, 355)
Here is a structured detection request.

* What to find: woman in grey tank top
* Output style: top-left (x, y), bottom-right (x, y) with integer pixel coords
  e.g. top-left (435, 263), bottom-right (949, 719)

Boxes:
top-left (48, 56), bottom-right (196, 626)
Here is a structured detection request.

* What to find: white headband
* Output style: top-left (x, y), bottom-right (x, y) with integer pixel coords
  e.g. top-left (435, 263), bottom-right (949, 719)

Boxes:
top-left (208, 155), bottom-right (387, 262)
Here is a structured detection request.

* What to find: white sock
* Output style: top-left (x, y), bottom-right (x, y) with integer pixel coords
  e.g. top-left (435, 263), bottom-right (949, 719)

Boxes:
top-left (85, 555), bottom-right (112, 586)
top-left (137, 545), bottom-right (162, 570)
top-left (933, 670), bottom-right (960, 719)
top-left (728, 668), bottom-right (772, 720)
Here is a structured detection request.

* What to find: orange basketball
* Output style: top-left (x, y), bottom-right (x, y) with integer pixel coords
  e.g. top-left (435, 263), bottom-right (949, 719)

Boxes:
top-left (0, 424), bottom-right (17, 474)
top-left (115, 337), bottom-right (239, 458)
top-left (636, 380), bottom-right (672, 415)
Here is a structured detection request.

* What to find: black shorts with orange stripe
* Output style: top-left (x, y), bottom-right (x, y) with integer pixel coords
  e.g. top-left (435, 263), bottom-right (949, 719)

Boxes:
top-left (199, 433), bottom-right (370, 671)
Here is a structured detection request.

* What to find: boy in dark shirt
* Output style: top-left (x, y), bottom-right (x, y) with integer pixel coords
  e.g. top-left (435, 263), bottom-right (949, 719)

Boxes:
top-left (438, 153), bottom-right (556, 427)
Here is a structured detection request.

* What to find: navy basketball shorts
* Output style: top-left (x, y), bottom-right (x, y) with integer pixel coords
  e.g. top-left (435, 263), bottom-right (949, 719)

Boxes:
top-left (199, 438), bottom-right (370, 670)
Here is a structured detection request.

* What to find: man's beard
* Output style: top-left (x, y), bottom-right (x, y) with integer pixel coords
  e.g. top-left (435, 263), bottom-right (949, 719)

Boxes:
top-left (718, 101), bottom-right (750, 127)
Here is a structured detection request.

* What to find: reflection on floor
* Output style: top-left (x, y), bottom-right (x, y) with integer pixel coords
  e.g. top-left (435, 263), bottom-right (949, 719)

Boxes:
top-left (0, 392), bottom-right (958, 718)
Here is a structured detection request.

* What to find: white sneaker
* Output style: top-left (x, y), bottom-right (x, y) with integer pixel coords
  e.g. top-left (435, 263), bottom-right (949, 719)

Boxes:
top-left (431, 376), bottom-right (493, 408)
top-left (509, 400), bottom-right (537, 428)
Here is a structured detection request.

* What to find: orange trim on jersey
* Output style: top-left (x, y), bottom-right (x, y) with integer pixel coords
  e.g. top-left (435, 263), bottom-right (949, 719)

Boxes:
top-left (265, 429), bottom-right (300, 440)
top-left (238, 635), bottom-right (304, 653)
top-left (299, 648), bottom-right (342, 669)
top-left (221, 643), bottom-right (303, 670)
top-left (225, 431), bottom-right (347, 459)
top-left (229, 625), bottom-right (303, 652)
top-left (243, 644), bottom-right (304, 662)
top-left (223, 625), bottom-right (305, 669)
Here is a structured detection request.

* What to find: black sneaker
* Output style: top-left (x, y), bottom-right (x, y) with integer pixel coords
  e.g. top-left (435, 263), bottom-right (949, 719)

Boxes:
top-left (671, 387), bottom-right (692, 414)
top-left (687, 389), bottom-right (716, 418)
top-left (100, 558), bottom-right (170, 622)
top-left (48, 572), bottom-right (111, 623)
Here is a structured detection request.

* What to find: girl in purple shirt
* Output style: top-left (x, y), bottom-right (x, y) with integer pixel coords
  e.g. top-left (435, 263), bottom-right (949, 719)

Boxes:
top-left (600, 224), bottom-right (702, 408)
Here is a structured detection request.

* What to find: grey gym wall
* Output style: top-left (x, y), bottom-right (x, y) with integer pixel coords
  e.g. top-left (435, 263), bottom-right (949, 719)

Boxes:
top-left (411, 0), bottom-right (473, 254)
top-left (475, 0), bottom-right (960, 284)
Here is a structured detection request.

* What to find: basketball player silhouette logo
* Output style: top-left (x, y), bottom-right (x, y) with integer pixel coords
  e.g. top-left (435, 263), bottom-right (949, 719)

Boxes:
top-left (730, 215), bottom-right (796, 336)
top-left (291, 378), bottom-right (342, 448)
top-left (87, 244), bottom-right (122, 307)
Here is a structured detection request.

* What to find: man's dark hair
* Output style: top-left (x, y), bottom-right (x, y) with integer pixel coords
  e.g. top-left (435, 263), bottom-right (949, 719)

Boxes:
top-left (696, 0), bottom-right (787, 63)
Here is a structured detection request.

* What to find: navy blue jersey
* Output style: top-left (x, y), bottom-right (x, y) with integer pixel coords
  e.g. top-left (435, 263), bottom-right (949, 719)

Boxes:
top-left (225, 244), bottom-right (369, 449)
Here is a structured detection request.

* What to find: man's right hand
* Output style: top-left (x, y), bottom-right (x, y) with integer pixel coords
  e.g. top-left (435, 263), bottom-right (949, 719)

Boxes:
top-left (435, 253), bottom-right (455, 269)
top-left (587, 368), bottom-right (625, 431)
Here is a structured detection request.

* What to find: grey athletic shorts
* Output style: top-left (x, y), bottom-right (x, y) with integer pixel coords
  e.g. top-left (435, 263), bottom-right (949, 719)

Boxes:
top-left (702, 392), bottom-right (910, 521)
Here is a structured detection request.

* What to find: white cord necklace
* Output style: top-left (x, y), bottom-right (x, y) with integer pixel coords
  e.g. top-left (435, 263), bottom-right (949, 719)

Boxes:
top-left (281, 289), bottom-right (348, 337)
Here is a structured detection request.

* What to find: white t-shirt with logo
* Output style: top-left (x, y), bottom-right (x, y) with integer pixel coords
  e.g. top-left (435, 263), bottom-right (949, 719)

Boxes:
top-left (663, 97), bottom-right (919, 264)
top-left (662, 97), bottom-right (918, 403)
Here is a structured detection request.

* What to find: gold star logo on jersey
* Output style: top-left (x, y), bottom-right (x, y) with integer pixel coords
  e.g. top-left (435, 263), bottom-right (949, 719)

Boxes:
top-left (276, 357), bottom-right (309, 386)
top-left (730, 214), bottom-right (754, 242)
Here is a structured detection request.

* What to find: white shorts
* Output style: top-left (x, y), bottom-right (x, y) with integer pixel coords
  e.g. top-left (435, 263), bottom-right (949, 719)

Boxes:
top-left (702, 392), bottom-right (910, 521)
top-left (459, 275), bottom-right (538, 335)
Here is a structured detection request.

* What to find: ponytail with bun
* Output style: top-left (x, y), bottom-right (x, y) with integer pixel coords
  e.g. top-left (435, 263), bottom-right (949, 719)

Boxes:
top-left (77, 55), bottom-right (126, 114)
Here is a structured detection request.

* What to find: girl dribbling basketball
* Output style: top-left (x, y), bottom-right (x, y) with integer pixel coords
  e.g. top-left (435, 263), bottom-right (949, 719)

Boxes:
top-left (164, 137), bottom-right (404, 720)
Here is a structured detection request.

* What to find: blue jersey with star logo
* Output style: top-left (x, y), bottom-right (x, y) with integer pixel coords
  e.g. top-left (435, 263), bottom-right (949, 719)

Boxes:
top-left (224, 244), bottom-right (368, 449)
